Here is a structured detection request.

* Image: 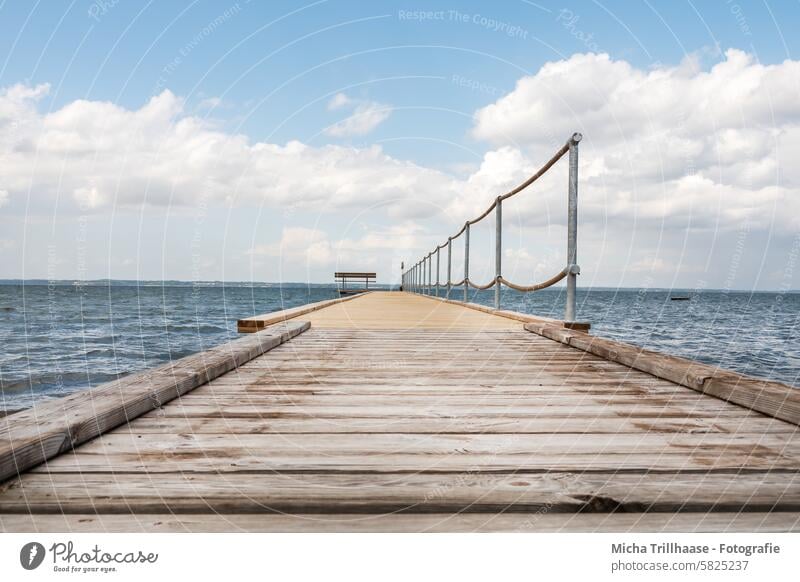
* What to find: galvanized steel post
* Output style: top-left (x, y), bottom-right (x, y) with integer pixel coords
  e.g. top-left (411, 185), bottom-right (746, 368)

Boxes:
top-left (427, 253), bottom-right (432, 296)
top-left (565, 132), bottom-right (581, 322)
top-left (436, 247), bottom-right (440, 298)
top-left (446, 237), bottom-right (452, 299)
top-left (423, 256), bottom-right (427, 295)
top-left (463, 222), bottom-right (470, 302)
top-left (423, 255), bottom-right (428, 295)
top-left (495, 197), bottom-right (502, 309)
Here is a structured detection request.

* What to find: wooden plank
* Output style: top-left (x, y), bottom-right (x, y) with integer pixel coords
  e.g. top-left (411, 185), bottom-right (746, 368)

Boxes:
top-left (420, 293), bottom-right (591, 331)
top-left (1, 291), bottom-right (798, 531)
top-left (296, 292), bottom-right (520, 330)
top-left (2, 512), bottom-right (798, 533)
top-left (523, 322), bottom-right (800, 426)
top-left (144, 404), bottom-right (767, 420)
top-left (31, 432), bottom-right (800, 473)
top-left (237, 293), bottom-right (367, 332)
top-left (2, 472), bottom-right (798, 514)
top-left (128, 415), bottom-right (796, 435)
top-left (0, 321), bottom-right (310, 483)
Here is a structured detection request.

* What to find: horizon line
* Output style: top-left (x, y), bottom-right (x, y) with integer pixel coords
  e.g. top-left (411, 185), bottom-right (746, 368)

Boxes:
top-left (0, 279), bottom-right (797, 294)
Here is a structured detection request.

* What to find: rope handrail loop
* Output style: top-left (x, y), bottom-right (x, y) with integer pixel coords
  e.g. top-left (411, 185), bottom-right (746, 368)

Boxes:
top-left (402, 132), bottom-right (583, 321)
top-left (497, 268), bottom-right (569, 292)
top-left (466, 276), bottom-right (499, 291)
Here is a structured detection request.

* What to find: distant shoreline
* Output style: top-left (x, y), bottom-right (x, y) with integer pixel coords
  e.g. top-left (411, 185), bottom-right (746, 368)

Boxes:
top-left (0, 280), bottom-right (796, 294)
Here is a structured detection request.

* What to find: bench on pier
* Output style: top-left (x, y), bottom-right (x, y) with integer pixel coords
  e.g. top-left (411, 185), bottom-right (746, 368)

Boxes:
top-left (334, 271), bottom-right (376, 295)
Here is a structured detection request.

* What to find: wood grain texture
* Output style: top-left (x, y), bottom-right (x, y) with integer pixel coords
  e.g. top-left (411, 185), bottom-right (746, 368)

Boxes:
top-left (2, 292), bottom-right (799, 533)
top-left (523, 322), bottom-right (800, 426)
top-left (2, 472), bottom-right (798, 513)
top-left (2, 512), bottom-right (798, 533)
top-left (237, 293), bottom-right (366, 332)
top-left (0, 321), bottom-right (310, 483)
top-left (292, 292), bottom-right (519, 330)
top-left (418, 292), bottom-right (591, 330)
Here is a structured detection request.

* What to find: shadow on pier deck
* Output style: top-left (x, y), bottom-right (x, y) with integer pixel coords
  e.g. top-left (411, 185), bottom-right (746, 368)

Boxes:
top-left (1, 291), bottom-right (799, 532)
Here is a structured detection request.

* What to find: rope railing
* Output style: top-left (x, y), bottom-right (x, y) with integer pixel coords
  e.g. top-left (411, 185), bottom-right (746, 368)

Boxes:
top-left (401, 133), bottom-right (583, 322)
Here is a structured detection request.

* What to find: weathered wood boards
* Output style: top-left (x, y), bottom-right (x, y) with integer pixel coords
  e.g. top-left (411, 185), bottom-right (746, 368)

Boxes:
top-left (237, 293), bottom-right (366, 332)
top-left (523, 321), bottom-right (800, 426)
top-left (297, 292), bottom-right (519, 329)
top-left (419, 292), bottom-right (591, 331)
top-left (2, 472), bottom-right (798, 514)
top-left (3, 512), bottom-right (798, 533)
top-left (0, 321), bottom-right (309, 483)
top-left (1, 291), bottom-right (799, 532)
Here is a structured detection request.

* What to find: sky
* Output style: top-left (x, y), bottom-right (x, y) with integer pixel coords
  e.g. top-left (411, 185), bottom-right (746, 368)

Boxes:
top-left (1, 0), bottom-right (799, 290)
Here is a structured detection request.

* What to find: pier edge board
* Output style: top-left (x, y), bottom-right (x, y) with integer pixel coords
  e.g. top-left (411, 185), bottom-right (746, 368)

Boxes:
top-left (237, 292), bottom-right (370, 333)
top-left (416, 292), bottom-right (591, 331)
top-left (0, 320), bottom-right (311, 483)
top-left (1, 512), bottom-right (798, 533)
top-left (523, 321), bottom-right (800, 426)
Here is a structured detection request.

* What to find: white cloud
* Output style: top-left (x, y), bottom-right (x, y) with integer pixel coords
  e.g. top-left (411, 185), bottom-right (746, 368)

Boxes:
top-left (197, 96), bottom-right (223, 110)
top-left (4, 49), bottom-right (800, 288)
top-left (327, 92), bottom-right (352, 110)
top-left (0, 85), bottom-right (441, 214)
top-left (248, 223), bottom-right (425, 271)
top-left (325, 101), bottom-right (392, 137)
top-left (73, 186), bottom-right (105, 209)
top-left (472, 49), bottom-right (800, 234)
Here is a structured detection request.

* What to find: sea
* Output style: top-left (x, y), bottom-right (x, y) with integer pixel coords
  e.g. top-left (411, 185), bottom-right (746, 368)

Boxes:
top-left (0, 281), bottom-right (798, 412)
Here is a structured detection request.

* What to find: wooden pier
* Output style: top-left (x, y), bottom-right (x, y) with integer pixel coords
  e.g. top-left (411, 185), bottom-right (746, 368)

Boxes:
top-left (1, 291), bottom-right (799, 532)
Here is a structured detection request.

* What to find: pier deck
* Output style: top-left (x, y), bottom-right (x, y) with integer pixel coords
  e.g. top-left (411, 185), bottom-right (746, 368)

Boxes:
top-left (1, 291), bottom-right (799, 532)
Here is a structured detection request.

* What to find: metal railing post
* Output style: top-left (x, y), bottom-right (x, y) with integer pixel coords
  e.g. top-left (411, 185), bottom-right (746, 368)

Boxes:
top-left (428, 253), bottom-right (432, 296)
top-left (423, 256), bottom-right (427, 295)
top-left (436, 247), bottom-right (440, 298)
top-left (565, 132), bottom-right (582, 322)
top-left (423, 255), bottom-right (427, 295)
top-left (422, 255), bottom-right (426, 295)
top-left (463, 222), bottom-right (470, 302)
top-left (495, 197), bottom-right (502, 309)
top-left (446, 238), bottom-right (452, 299)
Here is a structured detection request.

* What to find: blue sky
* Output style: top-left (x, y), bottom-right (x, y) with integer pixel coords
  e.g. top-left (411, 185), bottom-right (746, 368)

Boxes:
top-left (1, 1), bottom-right (799, 289)
top-left (3, 0), bottom-right (796, 158)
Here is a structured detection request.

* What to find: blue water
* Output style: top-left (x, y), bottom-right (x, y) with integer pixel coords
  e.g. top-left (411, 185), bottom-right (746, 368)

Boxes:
top-left (0, 283), bottom-right (798, 411)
